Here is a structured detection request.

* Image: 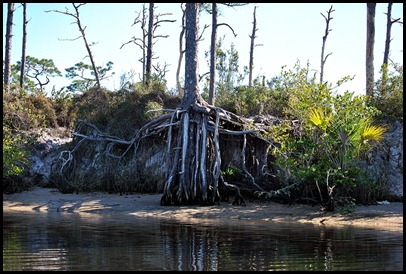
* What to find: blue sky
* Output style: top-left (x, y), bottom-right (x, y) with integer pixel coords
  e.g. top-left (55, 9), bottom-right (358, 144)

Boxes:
top-left (3, 3), bottom-right (403, 96)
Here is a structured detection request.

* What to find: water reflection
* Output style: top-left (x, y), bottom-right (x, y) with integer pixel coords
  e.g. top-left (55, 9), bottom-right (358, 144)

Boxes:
top-left (3, 211), bottom-right (403, 271)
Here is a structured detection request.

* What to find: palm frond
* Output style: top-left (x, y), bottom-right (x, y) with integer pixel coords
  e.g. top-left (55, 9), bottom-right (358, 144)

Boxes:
top-left (308, 107), bottom-right (332, 131)
top-left (361, 125), bottom-right (386, 142)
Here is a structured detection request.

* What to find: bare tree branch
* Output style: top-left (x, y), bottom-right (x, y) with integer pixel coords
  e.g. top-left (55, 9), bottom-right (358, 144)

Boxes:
top-left (46, 3), bottom-right (101, 88)
top-left (320, 5), bottom-right (334, 84)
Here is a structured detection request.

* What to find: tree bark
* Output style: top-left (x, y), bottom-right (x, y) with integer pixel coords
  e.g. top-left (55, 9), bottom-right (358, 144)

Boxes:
top-left (20, 3), bottom-right (28, 89)
top-left (46, 4), bottom-right (101, 88)
top-left (366, 3), bottom-right (376, 97)
top-left (161, 3), bottom-right (211, 205)
top-left (248, 6), bottom-right (257, 88)
top-left (208, 3), bottom-right (218, 105)
top-left (55, 3), bottom-right (263, 207)
top-left (383, 3), bottom-right (393, 66)
top-left (383, 3), bottom-right (392, 66)
top-left (146, 3), bottom-right (154, 87)
top-left (382, 3), bottom-right (402, 87)
top-left (176, 4), bottom-right (186, 97)
top-left (181, 3), bottom-right (202, 109)
top-left (73, 4), bottom-right (101, 88)
top-left (320, 5), bottom-right (334, 85)
top-left (4, 3), bottom-right (15, 92)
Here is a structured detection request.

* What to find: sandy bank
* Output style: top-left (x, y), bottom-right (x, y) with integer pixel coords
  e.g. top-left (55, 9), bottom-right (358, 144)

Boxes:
top-left (3, 187), bottom-right (403, 232)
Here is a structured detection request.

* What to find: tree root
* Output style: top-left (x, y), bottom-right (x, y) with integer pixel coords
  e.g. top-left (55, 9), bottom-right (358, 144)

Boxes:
top-left (54, 102), bottom-right (271, 207)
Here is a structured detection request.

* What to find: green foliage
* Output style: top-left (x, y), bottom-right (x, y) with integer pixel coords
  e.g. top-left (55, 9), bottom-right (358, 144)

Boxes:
top-left (74, 83), bottom-right (180, 139)
top-left (2, 82), bottom-right (77, 192)
top-left (74, 87), bottom-right (114, 129)
top-left (202, 37), bottom-right (247, 106)
top-left (16, 56), bottom-right (62, 93)
top-left (3, 87), bottom-right (53, 129)
top-left (65, 61), bottom-right (114, 93)
top-left (145, 101), bottom-right (164, 120)
top-left (51, 86), bottom-right (77, 128)
top-left (221, 167), bottom-right (242, 176)
top-left (368, 63), bottom-right (403, 122)
top-left (267, 62), bottom-right (387, 208)
top-left (9, 63), bottom-right (37, 91)
top-left (3, 61), bottom-right (33, 93)
top-left (24, 93), bottom-right (59, 128)
top-left (2, 126), bottom-right (29, 176)
top-left (145, 73), bottom-right (168, 94)
top-left (308, 107), bottom-right (332, 131)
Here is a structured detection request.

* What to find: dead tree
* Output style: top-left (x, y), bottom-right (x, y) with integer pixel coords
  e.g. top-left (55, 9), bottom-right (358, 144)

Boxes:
top-left (248, 5), bottom-right (263, 88)
top-left (54, 3), bottom-right (270, 206)
top-left (208, 3), bottom-right (244, 104)
top-left (46, 4), bottom-right (101, 88)
top-left (121, 4), bottom-right (175, 86)
top-left (20, 3), bottom-right (28, 89)
top-left (4, 3), bottom-right (15, 92)
top-left (382, 2), bottom-right (403, 88)
top-left (383, 3), bottom-right (403, 66)
top-left (381, 3), bottom-right (403, 93)
top-left (176, 4), bottom-right (187, 97)
top-left (366, 3), bottom-right (376, 97)
top-left (145, 3), bottom-right (155, 86)
top-left (320, 5), bottom-right (334, 85)
top-left (121, 4), bottom-right (148, 84)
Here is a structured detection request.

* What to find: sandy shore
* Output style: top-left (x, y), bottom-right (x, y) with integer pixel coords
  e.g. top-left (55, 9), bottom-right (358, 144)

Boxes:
top-left (3, 187), bottom-right (403, 232)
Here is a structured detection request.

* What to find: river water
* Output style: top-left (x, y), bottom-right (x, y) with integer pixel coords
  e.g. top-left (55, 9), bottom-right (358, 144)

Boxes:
top-left (3, 211), bottom-right (403, 271)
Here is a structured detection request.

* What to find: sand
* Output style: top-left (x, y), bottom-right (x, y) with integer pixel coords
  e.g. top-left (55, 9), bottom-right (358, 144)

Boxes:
top-left (3, 187), bottom-right (403, 232)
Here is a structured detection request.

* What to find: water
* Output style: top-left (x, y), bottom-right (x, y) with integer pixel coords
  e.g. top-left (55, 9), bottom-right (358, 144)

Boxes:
top-left (3, 211), bottom-right (403, 271)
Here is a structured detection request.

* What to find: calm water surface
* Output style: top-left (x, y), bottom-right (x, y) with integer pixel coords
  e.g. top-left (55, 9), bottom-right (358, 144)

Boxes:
top-left (3, 211), bottom-right (403, 271)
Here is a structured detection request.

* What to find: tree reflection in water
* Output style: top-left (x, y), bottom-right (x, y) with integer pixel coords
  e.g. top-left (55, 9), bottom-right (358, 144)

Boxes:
top-left (3, 212), bottom-right (403, 271)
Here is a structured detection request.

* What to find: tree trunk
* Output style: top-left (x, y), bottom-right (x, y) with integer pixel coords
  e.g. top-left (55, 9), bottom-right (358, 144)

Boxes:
top-left (320, 5), bottom-right (334, 85)
top-left (161, 3), bottom-right (217, 206)
top-left (70, 4), bottom-right (101, 88)
top-left (20, 3), bottom-right (28, 89)
top-left (181, 3), bottom-right (202, 110)
top-left (159, 3), bottom-right (255, 207)
top-left (4, 3), bottom-right (15, 92)
top-left (46, 4), bottom-right (101, 88)
top-left (176, 5), bottom-right (186, 97)
top-left (56, 3), bottom-right (260, 207)
top-left (141, 5), bottom-right (147, 85)
top-left (208, 3), bottom-right (218, 105)
top-left (145, 3), bottom-right (154, 87)
top-left (381, 3), bottom-right (403, 88)
top-left (366, 3), bottom-right (376, 97)
top-left (248, 6), bottom-right (257, 88)
top-left (383, 3), bottom-right (393, 66)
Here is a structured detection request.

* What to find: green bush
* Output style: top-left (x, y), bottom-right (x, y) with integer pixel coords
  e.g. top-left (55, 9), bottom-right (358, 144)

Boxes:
top-left (369, 63), bottom-right (403, 122)
top-left (51, 87), bottom-right (77, 128)
top-left (2, 126), bottom-right (29, 177)
top-left (267, 63), bottom-right (387, 209)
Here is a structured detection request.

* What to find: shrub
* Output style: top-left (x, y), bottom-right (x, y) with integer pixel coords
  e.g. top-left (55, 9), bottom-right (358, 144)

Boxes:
top-left (268, 63), bottom-right (387, 210)
top-left (369, 63), bottom-right (403, 122)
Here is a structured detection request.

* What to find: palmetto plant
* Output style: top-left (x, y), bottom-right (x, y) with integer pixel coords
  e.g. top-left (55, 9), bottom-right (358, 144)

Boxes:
top-left (360, 123), bottom-right (386, 142)
top-left (308, 107), bottom-right (332, 132)
top-left (267, 63), bottom-right (388, 208)
top-left (351, 118), bottom-right (387, 157)
top-left (304, 102), bottom-right (387, 210)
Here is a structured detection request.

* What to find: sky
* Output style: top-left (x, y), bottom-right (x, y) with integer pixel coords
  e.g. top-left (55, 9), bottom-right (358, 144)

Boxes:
top-left (3, 3), bottom-right (404, 96)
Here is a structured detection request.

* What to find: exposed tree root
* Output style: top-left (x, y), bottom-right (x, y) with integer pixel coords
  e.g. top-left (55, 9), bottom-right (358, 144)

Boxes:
top-left (54, 101), bottom-right (272, 207)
